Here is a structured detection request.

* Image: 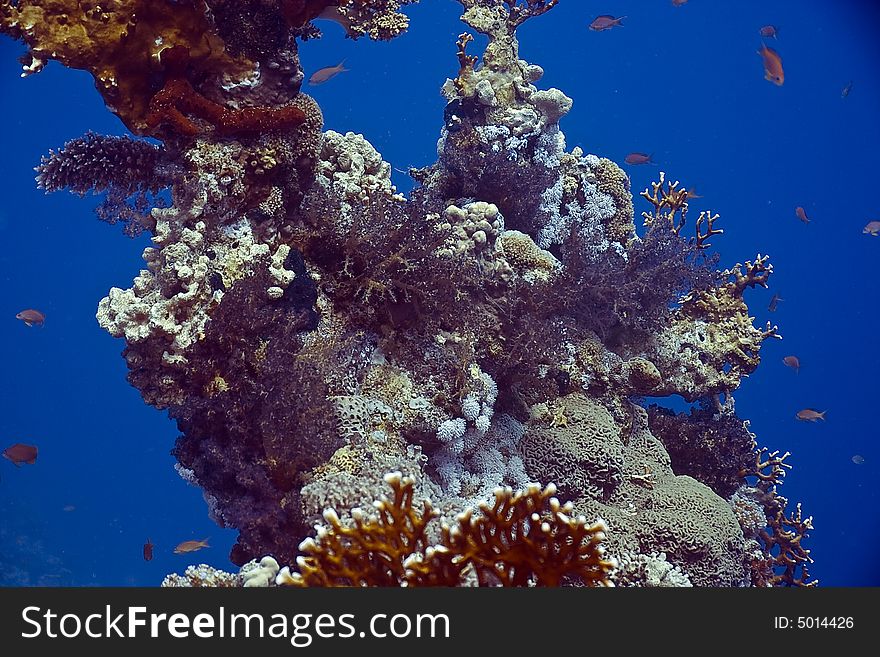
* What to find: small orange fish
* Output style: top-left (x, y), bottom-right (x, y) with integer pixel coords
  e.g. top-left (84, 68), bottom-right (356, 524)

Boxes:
top-left (759, 25), bottom-right (779, 39)
top-left (795, 206), bottom-right (810, 224)
top-left (862, 220), bottom-right (880, 236)
top-left (796, 409), bottom-right (826, 422)
top-left (672, 0), bottom-right (688, 6)
top-left (624, 152), bottom-right (653, 165)
top-left (15, 309), bottom-right (45, 327)
top-left (144, 539), bottom-right (154, 561)
top-left (2, 443), bottom-right (38, 466)
top-left (758, 43), bottom-right (784, 86)
top-left (782, 355), bottom-right (800, 373)
top-left (173, 538), bottom-right (210, 554)
top-left (308, 60), bottom-right (348, 86)
top-left (589, 15), bottom-right (626, 31)
top-left (768, 292), bottom-right (783, 312)
top-left (686, 187), bottom-right (703, 199)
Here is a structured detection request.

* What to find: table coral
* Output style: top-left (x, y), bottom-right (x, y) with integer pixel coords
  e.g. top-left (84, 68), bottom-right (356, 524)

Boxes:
top-left (5, 0), bottom-right (814, 585)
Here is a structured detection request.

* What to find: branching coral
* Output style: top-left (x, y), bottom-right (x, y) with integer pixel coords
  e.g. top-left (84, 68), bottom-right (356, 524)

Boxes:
top-left (641, 172), bottom-right (723, 250)
top-left (35, 132), bottom-right (176, 236)
top-left (738, 446), bottom-right (816, 587)
top-left (279, 473), bottom-right (616, 587)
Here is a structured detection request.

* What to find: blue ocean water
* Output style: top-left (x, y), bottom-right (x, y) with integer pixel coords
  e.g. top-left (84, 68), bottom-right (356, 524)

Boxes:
top-left (0, 0), bottom-right (877, 586)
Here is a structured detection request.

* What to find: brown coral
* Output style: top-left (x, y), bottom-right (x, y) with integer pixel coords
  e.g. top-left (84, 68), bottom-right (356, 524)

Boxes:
top-left (0, 0), bottom-right (254, 134)
top-left (280, 473), bottom-right (616, 587)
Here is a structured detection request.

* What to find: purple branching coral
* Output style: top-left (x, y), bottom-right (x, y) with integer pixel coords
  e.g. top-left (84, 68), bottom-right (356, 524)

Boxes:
top-left (35, 132), bottom-right (176, 236)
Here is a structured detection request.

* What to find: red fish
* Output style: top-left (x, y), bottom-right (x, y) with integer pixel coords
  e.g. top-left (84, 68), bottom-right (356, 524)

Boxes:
top-left (174, 538), bottom-right (210, 554)
top-left (782, 355), bottom-right (800, 373)
top-left (758, 43), bottom-right (784, 86)
top-left (144, 539), bottom-right (154, 561)
top-left (624, 152), bottom-right (654, 165)
top-left (759, 25), bottom-right (779, 39)
top-left (308, 60), bottom-right (348, 85)
top-left (672, 0), bottom-right (688, 5)
top-left (795, 206), bottom-right (810, 224)
top-left (15, 309), bottom-right (45, 327)
top-left (796, 409), bottom-right (826, 422)
top-left (686, 187), bottom-right (703, 199)
top-left (2, 443), bottom-right (38, 466)
top-left (589, 15), bottom-right (625, 31)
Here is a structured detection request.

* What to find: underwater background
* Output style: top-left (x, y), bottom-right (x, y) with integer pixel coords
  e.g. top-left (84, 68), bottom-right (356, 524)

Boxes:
top-left (0, 0), bottom-right (878, 586)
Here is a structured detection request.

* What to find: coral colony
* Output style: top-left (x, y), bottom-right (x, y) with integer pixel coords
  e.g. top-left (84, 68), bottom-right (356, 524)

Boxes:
top-left (1, 0), bottom-right (814, 587)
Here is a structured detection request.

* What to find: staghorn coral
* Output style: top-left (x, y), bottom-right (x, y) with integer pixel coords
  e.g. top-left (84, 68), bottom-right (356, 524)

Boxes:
top-left (4, 0), bottom-right (815, 586)
top-left (279, 473), bottom-right (616, 587)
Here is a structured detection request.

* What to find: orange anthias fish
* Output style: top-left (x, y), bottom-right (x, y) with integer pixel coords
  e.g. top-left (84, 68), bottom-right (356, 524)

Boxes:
top-left (796, 409), bottom-right (826, 422)
top-left (15, 309), bottom-right (45, 327)
top-left (174, 538), bottom-right (210, 554)
top-left (144, 539), bottom-right (154, 561)
top-left (862, 220), bottom-right (880, 236)
top-left (795, 206), bottom-right (810, 224)
top-left (759, 25), bottom-right (779, 39)
top-left (758, 43), bottom-right (784, 86)
top-left (672, 0), bottom-right (688, 6)
top-left (308, 60), bottom-right (348, 85)
top-left (589, 15), bottom-right (626, 31)
top-left (782, 355), bottom-right (800, 373)
top-left (2, 443), bottom-right (38, 466)
top-left (686, 187), bottom-right (703, 199)
top-left (624, 152), bottom-right (654, 165)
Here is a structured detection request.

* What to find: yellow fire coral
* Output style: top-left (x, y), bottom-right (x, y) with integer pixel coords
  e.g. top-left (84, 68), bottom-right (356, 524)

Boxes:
top-left (0, 0), bottom-right (252, 133)
top-left (278, 472), bottom-right (616, 587)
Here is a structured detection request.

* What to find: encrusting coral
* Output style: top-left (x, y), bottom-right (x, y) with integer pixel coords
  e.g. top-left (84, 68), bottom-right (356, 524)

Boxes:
top-left (4, 0), bottom-right (815, 586)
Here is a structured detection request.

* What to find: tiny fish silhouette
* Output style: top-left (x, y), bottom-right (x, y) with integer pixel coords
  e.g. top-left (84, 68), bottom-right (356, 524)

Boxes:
top-left (316, 6), bottom-right (353, 35)
top-left (759, 25), bottom-right (779, 39)
top-left (796, 409), bottom-right (826, 422)
top-left (2, 443), bottom-right (38, 466)
top-left (795, 206), bottom-right (810, 224)
top-left (863, 220), bottom-right (880, 236)
top-left (624, 152), bottom-right (653, 165)
top-left (686, 187), bottom-right (703, 199)
top-left (62, 505), bottom-right (76, 512)
top-left (144, 539), bottom-right (154, 561)
top-left (174, 538), bottom-right (210, 554)
top-left (589, 15), bottom-right (625, 31)
top-left (782, 355), bottom-right (800, 373)
top-left (852, 455), bottom-right (865, 465)
top-left (672, 0), bottom-right (688, 6)
top-left (308, 60), bottom-right (348, 85)
top-left (758, 43), bottom-right (784, 86)
top-left (15, 309), bottom-right (45, 327)
top-left (768, 292), bottom-right (783, 312)
top-left (841, 81), bottom-right (853, 98)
